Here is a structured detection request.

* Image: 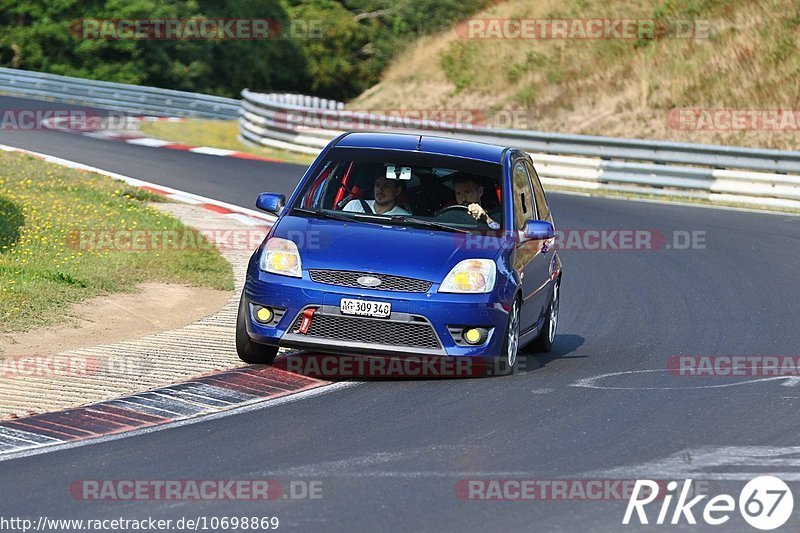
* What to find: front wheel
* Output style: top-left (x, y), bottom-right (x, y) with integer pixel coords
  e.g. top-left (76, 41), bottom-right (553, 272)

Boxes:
top-left (236, 293), bottom-right (279, 364)
top-left (491, 298), bottom-right (521, 376)
top-left (531, 280), bottom-right (559, 353)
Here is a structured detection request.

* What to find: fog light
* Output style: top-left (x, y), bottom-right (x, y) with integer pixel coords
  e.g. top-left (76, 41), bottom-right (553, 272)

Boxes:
top-left (255, 306), bottom-right (273, 323)
top-left (463, 328), bottom-right (484, 345)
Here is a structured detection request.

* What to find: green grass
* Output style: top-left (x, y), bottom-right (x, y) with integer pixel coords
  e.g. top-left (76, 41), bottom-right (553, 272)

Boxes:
top-left (139, 119), bottom-right (316, 166)
top-left (441, 41), bottom-right (480, 93)
top-left (0, 152), bottom-right (233, 333)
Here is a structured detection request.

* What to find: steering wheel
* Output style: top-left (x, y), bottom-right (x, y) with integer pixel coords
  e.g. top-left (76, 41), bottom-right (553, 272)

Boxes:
top-left (434, 204), bottom-right (469, 216)
top-left (433, 204), bottom-right (477, 225)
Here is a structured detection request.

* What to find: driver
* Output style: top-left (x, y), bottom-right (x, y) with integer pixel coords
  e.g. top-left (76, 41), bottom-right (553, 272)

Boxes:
top-left (452, 176), bottom-right (500, 229)
top-left (343, 175), bottom-right (411, 216)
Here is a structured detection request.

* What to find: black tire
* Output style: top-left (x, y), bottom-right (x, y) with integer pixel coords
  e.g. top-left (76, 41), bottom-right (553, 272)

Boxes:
top-left (530, 280), bottom-right (559, 353)
top-left (236, 293), bottom-right (279, 364)
top-left (491, 298), bottom-right (521, 376)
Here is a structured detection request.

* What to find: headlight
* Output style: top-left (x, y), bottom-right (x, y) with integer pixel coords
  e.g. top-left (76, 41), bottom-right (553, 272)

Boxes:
top-left (259, 238), bottom-right (302, 277)
top-left (439, 259), bottom-right (496, 293)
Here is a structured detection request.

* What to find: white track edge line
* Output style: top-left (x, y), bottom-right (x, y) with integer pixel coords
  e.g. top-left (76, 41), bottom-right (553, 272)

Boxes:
top-left (550, 189), bottom-right (800, 218)
top-left (0, 143), bottom-right (277, 224)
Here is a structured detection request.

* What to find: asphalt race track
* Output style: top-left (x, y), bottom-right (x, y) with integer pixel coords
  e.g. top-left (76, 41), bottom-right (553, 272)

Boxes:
top-left (2, 96), bottom-right (800, 531)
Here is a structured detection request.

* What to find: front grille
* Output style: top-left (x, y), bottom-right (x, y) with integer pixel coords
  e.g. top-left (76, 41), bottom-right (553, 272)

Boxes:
top-left (291, 313), bottom-right (440, 349)
top-left (309, 270), bottom-right (432, 293)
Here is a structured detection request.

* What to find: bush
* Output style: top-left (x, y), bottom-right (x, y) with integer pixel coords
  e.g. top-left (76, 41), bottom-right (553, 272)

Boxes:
top-left (0, 0), bottom-right (493, 101)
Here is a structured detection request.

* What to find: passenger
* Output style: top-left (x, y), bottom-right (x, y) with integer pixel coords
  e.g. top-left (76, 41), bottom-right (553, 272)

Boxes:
top-left (343, 175), bottom-right (411, 216)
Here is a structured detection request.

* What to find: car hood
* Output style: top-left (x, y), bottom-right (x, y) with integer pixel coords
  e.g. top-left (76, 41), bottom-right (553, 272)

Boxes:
top-left (273, 215), bottom-right (509, 282)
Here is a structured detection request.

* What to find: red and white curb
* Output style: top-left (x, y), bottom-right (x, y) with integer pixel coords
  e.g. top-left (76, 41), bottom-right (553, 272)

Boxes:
top-left (85, 116), bottom-right (290, 163)
top-left (90, 130), bottom-right (286, 162)
top-left (0, 366), bottom-right (330, 457)
top-left (0, 143), bottom-right (277, 227)
top-left (41, 114), bottom-right (291, 163)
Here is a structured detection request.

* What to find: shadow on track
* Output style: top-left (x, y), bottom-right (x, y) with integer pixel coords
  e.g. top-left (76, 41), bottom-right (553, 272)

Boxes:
top-left (518, 333), bottom-right (586, 373)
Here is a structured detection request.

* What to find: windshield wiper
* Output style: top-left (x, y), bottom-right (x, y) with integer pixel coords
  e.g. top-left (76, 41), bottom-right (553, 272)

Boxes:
top-left (291, 207), bottom-right (354, 222)
top-left (292, 208), bottom-right (389, 227)
top-left (388, 215), bottom-right (470, 234)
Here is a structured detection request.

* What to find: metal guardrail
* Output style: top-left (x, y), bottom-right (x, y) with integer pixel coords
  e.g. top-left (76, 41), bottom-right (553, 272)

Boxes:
top-left (239, 89), bottom-right (800, 210)
top-left (0, 67), bottom-right (239, 119)
top-left (0, 67), bottom-right (797, 210)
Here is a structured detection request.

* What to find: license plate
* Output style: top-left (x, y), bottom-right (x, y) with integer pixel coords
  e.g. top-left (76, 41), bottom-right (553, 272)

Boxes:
top-left (340, 298), bottom-right (391, 318)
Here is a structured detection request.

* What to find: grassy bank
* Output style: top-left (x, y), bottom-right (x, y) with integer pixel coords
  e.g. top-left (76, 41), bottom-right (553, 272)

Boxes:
top-left (351, 0), bottom-right (800, 150)
top-left (0, 151), bottom-right (233, 333)
top-left (139, 119), bottom-right (316, 166)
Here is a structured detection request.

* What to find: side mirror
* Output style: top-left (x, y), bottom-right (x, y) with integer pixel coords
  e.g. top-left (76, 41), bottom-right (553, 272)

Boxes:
top-left (522, 220), bottom-right (555, 241)
top-left (256, 193), bottom-right (286, 215)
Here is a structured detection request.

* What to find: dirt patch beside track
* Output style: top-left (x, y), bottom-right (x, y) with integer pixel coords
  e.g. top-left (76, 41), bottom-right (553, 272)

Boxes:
top-left (0, 202), bottom-right (265, 419)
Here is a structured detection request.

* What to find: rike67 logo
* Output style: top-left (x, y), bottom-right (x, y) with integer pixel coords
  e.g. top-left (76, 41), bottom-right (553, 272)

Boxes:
top-left (624, 476), bottom-right (794, 530)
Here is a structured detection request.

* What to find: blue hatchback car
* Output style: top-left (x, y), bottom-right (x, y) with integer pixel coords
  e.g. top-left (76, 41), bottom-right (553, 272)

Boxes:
top-left (236, 132), bottom-right (562, 375)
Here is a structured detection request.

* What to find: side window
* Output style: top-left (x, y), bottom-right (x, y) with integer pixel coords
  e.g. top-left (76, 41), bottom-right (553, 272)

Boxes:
top-left (512, 161), bottom-right (535, 230)
top-left (525, 160), bottom-right (549, 220)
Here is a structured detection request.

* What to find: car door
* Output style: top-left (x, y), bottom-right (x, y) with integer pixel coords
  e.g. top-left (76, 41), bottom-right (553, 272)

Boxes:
top-left (525, 157), bottom-right (558, 317)
top-left (511, 156), bottom-right (550, 334)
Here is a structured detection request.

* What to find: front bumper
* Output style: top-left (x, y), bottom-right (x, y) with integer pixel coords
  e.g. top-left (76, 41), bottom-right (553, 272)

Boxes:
top-left (243, 270), bottom-right (512, 358)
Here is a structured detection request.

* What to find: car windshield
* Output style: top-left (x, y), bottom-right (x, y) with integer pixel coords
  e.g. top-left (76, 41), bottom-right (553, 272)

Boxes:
top-left (291, 149), bottom-right (504, 232)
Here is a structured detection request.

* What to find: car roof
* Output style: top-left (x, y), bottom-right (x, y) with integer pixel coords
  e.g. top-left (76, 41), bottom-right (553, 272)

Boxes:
top-left (334, 132), bottom-right (508, 164)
